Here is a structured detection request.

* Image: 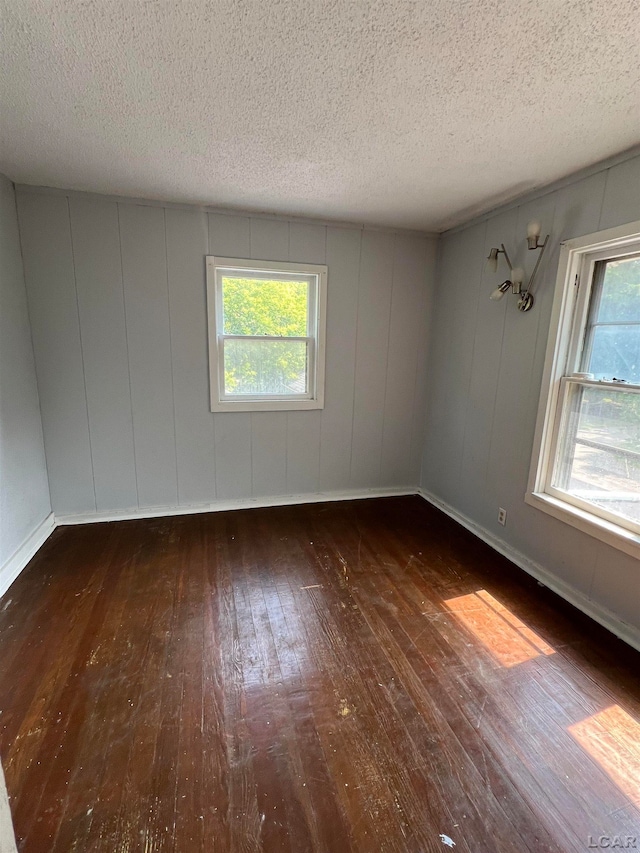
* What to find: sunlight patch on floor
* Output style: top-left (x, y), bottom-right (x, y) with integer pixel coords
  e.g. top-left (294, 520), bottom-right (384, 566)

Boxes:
top-left (444, 589), bottom-right (555, 667)
top-left (569, 705), bottom-right (640, 807)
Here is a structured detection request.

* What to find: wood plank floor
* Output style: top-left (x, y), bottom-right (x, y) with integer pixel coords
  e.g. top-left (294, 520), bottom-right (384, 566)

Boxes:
top-left (0, 496), bottom-right (639, 852)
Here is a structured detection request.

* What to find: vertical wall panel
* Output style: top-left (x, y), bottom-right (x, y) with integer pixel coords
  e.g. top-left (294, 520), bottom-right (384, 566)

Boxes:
top-left (380, 234), bottom-right (428, 486)
top-left (16, 192), bottom-right (95, 514)
top-left (421, 231), bottom-right (465, 491)
top-left (288, 222), bottom-right (327, 264)
top-left (408, 238), bottom-right (436, 479)
top-left (208, 213), bottom-right (251, 260)
top-left (286, 412), bottom-right (321, 495)
top-left (350, 231), bottom-right (395, 488)
top-left (457, 210), bottom-right (515, 526)
top-left (166, 207), bottom-right (215, 505)
top-left (251, 412), bottom-right (287, 497)
top-left (439, 222), bottom-right (486, 509)
top-left (250, 217), bottom-right (289, 261)
top-left (598, 157), bottom-right (640, 231)
top-left (119, 204), bottom-right (178, 508)
top-left (286, 222), bottom-right (326, 494)
top-left (319, 227), bottom-right (361, 492)
top-left (208, 212), bottom-right (253, 500)
top-left (213, 414), bottom-right (252, 501)
top-left (69, 196), bottom-right (138, 511)
top-left (423, 224), bottom-right (485, 504)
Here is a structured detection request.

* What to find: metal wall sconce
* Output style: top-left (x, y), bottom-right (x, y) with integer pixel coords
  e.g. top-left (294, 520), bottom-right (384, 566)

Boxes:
top-left (487, 220), bottom-right (549, 312)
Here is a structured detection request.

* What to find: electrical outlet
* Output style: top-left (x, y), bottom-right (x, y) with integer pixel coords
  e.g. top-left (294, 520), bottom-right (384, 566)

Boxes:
top-left (498, 507), bottom-right (507, 526)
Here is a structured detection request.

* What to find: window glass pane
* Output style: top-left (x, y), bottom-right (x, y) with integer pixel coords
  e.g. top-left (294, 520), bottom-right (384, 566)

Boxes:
top-left (595, 256), bottom-right (640, 323)
top-left (222, 276), bottom-right (308, 336)
top-left (552, 384), bottom-right (640, 525)
top-left (223, 338), bottom-right (308, 396)
top-left (588, 325), bottom-right (640, 383)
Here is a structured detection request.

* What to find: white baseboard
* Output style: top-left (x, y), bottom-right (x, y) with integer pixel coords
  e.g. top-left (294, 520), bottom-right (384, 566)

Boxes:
top-left (1, 490), bottom-right (414, 599)
top-left (419, 488), bottom-right (640, 654)
top-left (55, 486), bottom-right (417, 526)
top-left (0, 512), bottom-right (55, 599)
top-left (10, 491), bottom-right (638, 654)
top-left (0, 759), bottom-right (17, 853)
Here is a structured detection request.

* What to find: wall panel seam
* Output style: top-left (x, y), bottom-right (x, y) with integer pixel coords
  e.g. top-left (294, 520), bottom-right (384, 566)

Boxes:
top-left (348, 230), bottom-right (364, 485)
top-left (66, 196), bottom-right (97, 512)
top-left (163, 208), bottom-right (180, 505)
top-left (116, 203), bottom-right (140, 508)
top-left (380, 232), bottom-right (399, 481)
top-left (408, 242), bottom-right (430, 479)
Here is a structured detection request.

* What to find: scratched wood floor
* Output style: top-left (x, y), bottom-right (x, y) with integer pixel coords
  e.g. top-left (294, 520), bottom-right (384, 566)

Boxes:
top-left (0, 497), bottom-right (639, 852)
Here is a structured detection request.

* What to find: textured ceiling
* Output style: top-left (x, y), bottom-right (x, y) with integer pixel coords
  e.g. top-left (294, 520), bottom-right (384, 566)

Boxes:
top-left (2, 0), bottom-right (639, 231)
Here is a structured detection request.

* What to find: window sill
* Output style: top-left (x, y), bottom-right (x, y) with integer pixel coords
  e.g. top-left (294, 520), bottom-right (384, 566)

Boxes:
top-left (211, 398), bottom-right (323, 413)
top-left (525, 491), bottom-right (640, 560)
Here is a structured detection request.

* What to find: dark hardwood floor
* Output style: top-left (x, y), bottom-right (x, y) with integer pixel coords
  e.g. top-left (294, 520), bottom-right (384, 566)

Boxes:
top-left (0, 496), bottom-right (639, 852)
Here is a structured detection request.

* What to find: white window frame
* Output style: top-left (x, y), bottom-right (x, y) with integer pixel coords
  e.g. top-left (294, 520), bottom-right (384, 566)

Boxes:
top-left (526, 220), bottom-right (640, 560)
top-left (206, 256), bottom-right (328, 413)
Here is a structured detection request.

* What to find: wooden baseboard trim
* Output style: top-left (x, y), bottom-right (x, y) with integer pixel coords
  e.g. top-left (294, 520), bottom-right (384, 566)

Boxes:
top-left (418, 489), bottom-right (640, 654)
top-left (0, 512), bottom-right (55, 599)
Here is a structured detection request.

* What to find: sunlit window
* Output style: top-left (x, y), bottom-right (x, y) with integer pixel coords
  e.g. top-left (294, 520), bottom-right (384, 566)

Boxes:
top-left (528, 222), bottom-right (640, 554)
top-left (551, 253), bottom-right (640, 527)
top-left (206, 257), bottom-right (327, 412)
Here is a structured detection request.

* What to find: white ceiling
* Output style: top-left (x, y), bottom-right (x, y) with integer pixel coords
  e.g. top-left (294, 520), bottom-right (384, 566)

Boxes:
top-left (2, 0), bottom-right (639, 232)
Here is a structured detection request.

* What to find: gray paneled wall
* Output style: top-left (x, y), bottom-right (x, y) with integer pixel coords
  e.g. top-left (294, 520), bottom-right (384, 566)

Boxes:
top-left (17, 188), bottom-right (436, 517)
top-left (421, 152), bottom-right (640, 633)
top-left (0, 175), bottom-right (50, 568)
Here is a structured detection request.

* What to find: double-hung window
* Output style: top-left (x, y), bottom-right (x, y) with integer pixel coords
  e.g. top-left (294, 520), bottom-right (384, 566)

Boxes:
top-left (527, 221), bottom-right (640, 557)
top-left (206, 256), bottom-right (327, 412)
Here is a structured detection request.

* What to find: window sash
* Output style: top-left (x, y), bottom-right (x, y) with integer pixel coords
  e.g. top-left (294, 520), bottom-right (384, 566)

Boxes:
top-left (545, 378), bottom-right (640, 536)
top-left (579, 259), bottom-right (607, 373)
top-left (216, 268), bottom-right (317, 339)
top-left (217, 336), bottom-right (316, 401)
top-left (565, 244), bottom-right (640, 376)
top-left (580, 252), bottom-right (640, 378)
